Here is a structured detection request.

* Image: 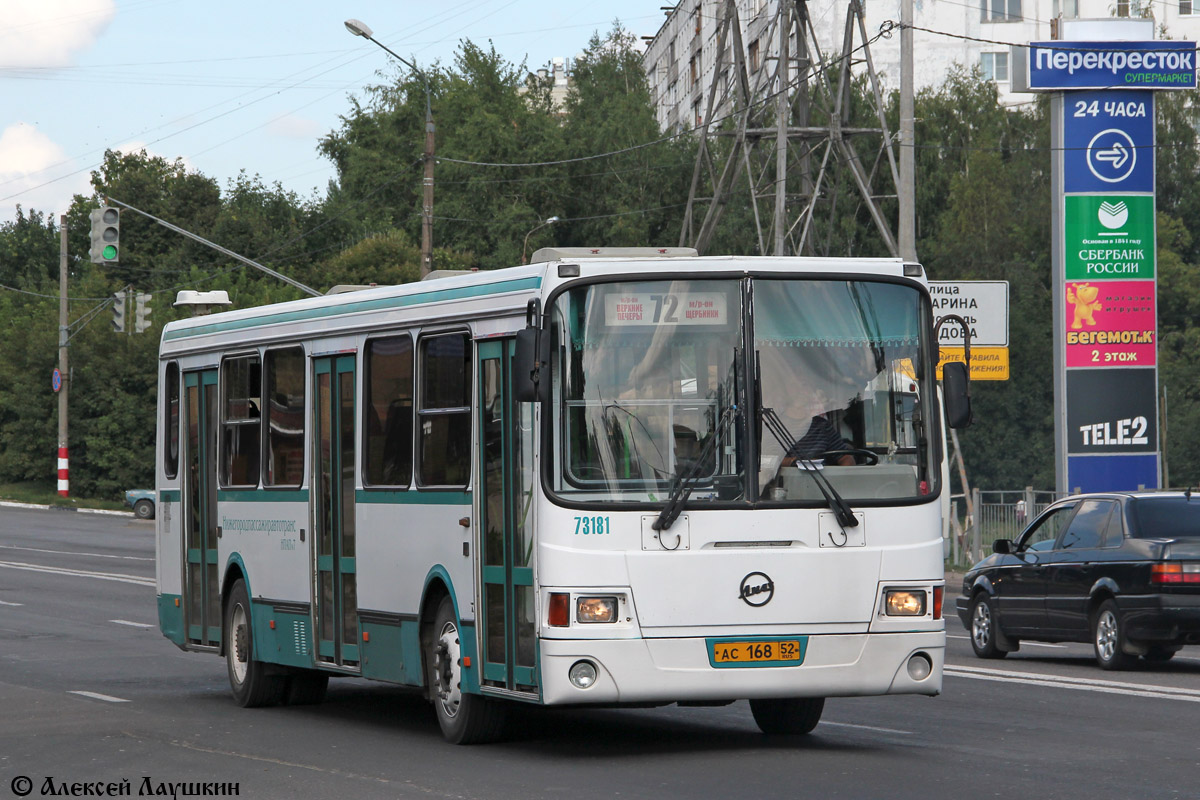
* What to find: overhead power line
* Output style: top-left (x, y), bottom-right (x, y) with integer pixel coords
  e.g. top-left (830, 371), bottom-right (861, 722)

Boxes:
top-left (0, 282), bottom-right (111, 302)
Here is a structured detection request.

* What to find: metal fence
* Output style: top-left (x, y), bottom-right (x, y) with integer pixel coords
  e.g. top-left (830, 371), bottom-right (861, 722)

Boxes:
top-left (946, 488), bottom-right (1070, 568)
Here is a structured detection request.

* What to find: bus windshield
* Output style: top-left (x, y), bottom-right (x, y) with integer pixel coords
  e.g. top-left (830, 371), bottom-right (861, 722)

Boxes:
top-left (549, 280), bottom-right (742, 503)
top-left (754, 279), bottom-right (932, 503)
top-left (548, 277), bottom-right (934, 505)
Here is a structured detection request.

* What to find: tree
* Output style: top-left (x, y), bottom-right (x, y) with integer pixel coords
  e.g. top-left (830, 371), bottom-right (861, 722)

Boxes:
top-left (66, 268), bottom-right (160, 497)
top-left (911, 70), bottom-right (1056, 490)
top-left (558, 27), bottom-right (694, 250)
top-left (1156, 213), bottom-right (1200, 485)
top-left (74, 149), bottom-right (223, 289)
top-left (0, 291), bottom-right (58, 483)
top-left (320, 229), bottom-right (421, 287)
top-left (1154, 88), bottom-right (1200, 263)
top-left (0, 208), bottom-right (60, 290)
top-left (321, 41), bottom-right (566, 269)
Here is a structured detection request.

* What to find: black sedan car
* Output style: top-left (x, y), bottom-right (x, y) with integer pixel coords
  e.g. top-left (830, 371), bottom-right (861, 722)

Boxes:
top-left (956, 492), bottom-right (1200, 670)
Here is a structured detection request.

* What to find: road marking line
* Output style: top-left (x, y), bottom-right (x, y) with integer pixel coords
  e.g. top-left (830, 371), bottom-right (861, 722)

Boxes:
top-left (110, 619), bottom-right (154, 628)
top-left (822, 721), bottom-right (913, 735)
top-left (68, 691), bottom-right (130, 703)
top-left (0, 560), bottom-right (155, 587)
top-left (949, 663), bottom-right (1200, 693)
top-left (0, 544), bottom-right (153, 562)
top-left (0, 599), bottom-right (23, 606)
top-left (167, 740), bottom-right (393, 786)
top-left (946, 665), bottom-right (1200, 702)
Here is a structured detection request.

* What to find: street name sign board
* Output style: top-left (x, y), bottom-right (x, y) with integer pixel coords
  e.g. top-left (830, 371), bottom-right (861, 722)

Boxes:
top-left (929, 281), bottom-right (1009, 347)
top-left (931, 281), bottom-right (1010, 381)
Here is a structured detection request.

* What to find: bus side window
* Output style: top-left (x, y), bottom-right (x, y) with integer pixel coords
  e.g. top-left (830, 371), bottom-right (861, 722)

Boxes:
top-left (221, 355), bottom-right (261, 487)
top-left (165, 361), bottom-right (180, 479)
top-left (365, 335), bottom-right (414, 487)
top-left (417, 332), bottom-right (470, 488)
top-left (264, 347), bottom-right (305, 487)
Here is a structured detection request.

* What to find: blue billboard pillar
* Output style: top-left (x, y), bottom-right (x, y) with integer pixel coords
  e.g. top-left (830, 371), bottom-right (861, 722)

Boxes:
top-left (1013, 20), bottom-right (1195, 494)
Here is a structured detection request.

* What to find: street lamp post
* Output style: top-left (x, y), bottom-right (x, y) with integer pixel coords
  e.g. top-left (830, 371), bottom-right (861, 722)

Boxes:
top-left (522, 216), bottom-right (560, 263)
top-left (345, 19), bottom-right (435, 278)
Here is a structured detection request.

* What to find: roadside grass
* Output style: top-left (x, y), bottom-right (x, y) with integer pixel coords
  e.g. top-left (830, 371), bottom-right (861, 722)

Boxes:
top-left (0, 481), bottom-right (128, 512)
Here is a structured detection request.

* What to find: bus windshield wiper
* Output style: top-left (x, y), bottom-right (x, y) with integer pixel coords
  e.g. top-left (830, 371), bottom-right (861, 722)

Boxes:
top-left (761, 407), bottom-right (858, 529)
top-left (653, 404), bottom-right (737, 533)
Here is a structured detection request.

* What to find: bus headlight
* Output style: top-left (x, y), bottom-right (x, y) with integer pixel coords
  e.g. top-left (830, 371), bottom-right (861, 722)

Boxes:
top-left (576, 596), bottom-right (618, 623)
top-left (884, 589), bottom-right (927, 616)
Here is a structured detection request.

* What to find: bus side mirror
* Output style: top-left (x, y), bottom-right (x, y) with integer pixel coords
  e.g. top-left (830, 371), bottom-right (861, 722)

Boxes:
top-left (514, 327), bottom-right (541, 403)
top-left (942, 361), bottom-right (971, 429)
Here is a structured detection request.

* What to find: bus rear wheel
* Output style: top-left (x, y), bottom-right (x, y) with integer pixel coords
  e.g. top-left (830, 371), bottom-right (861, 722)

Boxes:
top-left (225, 579), bottom-right (285, 707)
top-left (749, 697), bottom-right (825, 735)
top-left (428, 596), bottom-right (506, 744)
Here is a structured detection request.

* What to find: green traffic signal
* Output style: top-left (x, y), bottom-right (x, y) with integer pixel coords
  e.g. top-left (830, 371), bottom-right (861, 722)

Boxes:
top-left (89, 206), bottom-right (120, 264)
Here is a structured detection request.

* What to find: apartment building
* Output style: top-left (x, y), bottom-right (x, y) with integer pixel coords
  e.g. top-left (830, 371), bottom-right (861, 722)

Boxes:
top-left (643, 0), bottom-right (1200, 132)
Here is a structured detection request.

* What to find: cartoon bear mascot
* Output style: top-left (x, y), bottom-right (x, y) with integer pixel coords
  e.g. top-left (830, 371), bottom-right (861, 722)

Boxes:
top-left (1067, 283), bottom-right (1102, 329)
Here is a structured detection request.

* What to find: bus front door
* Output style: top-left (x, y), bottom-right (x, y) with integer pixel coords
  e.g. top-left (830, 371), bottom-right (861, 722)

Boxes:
top-left (313, 355), bottom-right (360, 668)
top-left (183, 369), bottom-right (220, 648)
top-left (477, 339), bottom-right (537, 692)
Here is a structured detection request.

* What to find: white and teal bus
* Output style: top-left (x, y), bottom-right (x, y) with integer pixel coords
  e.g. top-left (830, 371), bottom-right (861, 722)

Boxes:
top-left (155, 248), bottom-right (972, 743)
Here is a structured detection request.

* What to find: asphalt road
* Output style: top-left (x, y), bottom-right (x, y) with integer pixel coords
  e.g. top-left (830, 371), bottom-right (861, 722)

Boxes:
top-left (1, 506), bottom-right (1198, 800)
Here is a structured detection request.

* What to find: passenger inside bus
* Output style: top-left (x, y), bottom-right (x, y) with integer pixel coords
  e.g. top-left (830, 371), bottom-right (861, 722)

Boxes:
top-left (381, 399), bottom-right (413, 484)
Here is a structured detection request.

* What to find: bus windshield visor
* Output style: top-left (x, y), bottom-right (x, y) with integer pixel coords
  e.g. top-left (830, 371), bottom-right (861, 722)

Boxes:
top-left (549, 280), bottom-right (744, 504)
top-left (755, 279), bottom-right (933, 502)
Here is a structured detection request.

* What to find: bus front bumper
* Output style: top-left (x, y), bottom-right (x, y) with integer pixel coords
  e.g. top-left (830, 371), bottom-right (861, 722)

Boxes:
top-left (537, 631), bottom-right (944, 705)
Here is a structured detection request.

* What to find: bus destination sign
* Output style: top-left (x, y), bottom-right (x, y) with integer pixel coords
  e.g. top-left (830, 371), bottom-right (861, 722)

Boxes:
top-left (604, 292), bottom-right (728, 327)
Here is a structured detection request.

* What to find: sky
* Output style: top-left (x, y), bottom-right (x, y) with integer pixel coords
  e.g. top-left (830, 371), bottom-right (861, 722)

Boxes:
top-left (0, 0), bottom-right (666, 225)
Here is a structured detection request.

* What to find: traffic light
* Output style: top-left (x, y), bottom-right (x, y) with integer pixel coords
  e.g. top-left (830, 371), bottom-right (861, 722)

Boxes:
top-left (89, 206), bottom-right (120, 263)
top-left (135, 292), bottom-right (152, 333)
top-left (112, 290), bottom-right (127, 332)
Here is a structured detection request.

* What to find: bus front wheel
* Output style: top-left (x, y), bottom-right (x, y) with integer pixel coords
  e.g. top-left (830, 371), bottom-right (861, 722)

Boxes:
top-left (225, 579), bottom-right (285, 707)
top-left (749, 697), bottom-right (825, 735)
top-left (428, 596), bottom-right (506, 744)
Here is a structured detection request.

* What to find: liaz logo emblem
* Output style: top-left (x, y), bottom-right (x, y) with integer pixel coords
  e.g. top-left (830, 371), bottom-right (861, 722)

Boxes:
top-left (738, 572), bottom-right (774, 607)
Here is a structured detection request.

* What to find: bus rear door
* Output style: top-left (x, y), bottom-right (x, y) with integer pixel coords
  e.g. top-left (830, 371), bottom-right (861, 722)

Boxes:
top-left (313, 354), bottom-right (360, 669)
